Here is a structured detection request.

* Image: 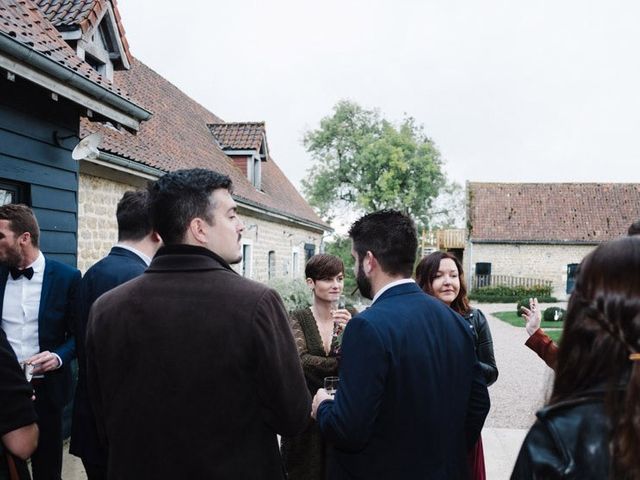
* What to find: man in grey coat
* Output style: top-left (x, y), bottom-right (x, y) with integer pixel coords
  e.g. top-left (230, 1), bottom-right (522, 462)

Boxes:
top-left (86, 168), bottom-right (310, 479)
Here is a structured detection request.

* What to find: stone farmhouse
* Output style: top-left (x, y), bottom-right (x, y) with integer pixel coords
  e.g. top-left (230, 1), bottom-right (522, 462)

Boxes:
top-left (466, 182), bottom-right (640, 299)
top-left (0, 0), bottom-right (329, 280)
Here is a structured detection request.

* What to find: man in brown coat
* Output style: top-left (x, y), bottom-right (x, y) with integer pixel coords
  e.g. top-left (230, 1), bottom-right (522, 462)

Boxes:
top-left (86, 169), bottom-right (310, 479)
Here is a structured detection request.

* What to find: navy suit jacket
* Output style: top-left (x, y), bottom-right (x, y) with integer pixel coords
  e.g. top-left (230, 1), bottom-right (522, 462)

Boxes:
top-left (0, 257), bottom-right (81, 410)
top-left (317, 282), bottom-right (490, 480)
top-left (70, 246), bottom-right (148, 464)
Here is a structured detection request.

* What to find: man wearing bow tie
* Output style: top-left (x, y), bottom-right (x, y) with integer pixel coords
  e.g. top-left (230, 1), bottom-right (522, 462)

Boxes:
top-left (0, 204), bottom-right (80, 480)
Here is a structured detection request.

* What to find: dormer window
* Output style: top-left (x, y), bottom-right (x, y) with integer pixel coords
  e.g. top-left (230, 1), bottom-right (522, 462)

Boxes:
top-left (209, 122), bottom-right (269, 191)
top-left (85, 53), bottom-right (107, 77)
top-left (250, 155), bottom-right (262, 188)
top-left (48, 1), bottom-right (132, 82)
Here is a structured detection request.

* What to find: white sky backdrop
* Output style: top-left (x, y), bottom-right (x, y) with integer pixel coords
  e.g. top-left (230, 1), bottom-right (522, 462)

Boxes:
top-left (118, 0), bottom-right (640, 191)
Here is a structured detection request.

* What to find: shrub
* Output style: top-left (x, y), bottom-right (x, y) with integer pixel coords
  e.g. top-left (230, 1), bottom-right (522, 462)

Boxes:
top-left (471, 284), bottom-right (552, 298)
top-left (267, 278), bottom-right (311, 311)
top-left (516, 298), bottom-right (530, 315)
top-left (543, 306), bottom-right (566, 322)
top-left (468, 294), bottom-right (557, 304)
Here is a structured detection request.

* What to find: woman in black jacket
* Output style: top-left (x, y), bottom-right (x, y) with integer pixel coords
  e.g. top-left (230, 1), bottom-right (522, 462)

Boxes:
top-left (416, 251), bottom-right (497, 480)
top-left (512, 236), bottom-right (640, 479)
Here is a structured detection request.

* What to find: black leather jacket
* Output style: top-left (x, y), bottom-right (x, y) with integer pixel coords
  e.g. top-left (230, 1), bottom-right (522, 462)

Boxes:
top-left (511, 388), bottom-right (625, 479)
top-left (464, 309), bottom-right (498, 386)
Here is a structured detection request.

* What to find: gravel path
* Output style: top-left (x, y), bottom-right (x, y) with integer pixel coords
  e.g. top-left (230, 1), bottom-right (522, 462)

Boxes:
top-left (478, 302), bottom-right (562, 429)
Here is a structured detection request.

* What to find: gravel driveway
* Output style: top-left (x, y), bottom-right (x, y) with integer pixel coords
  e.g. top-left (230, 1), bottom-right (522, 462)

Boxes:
top-left (478, 302), bottom-right (561, 429)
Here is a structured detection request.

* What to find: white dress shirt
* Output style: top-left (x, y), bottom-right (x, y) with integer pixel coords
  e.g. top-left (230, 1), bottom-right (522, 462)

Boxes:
top-left (371, 278), bottom-right (416, 305)
top-left (114, 243), bottom-right (151, 266)
top-left (2, 251), bottom-right (45, 364)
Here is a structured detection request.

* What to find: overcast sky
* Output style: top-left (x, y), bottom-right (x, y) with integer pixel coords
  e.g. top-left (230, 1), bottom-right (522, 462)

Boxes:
top-left (118, 1), bottom-right (640, 191)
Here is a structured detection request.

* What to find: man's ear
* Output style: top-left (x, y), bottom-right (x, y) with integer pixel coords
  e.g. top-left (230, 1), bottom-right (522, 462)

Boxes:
top-left (188, 217), bottom-right (208, 244)
top-left (363, 251), bottom-right (376, 275)
top-left (306, 278), bottom-right (315, 289)
top-left (18, 231), bottom-right (31, 248)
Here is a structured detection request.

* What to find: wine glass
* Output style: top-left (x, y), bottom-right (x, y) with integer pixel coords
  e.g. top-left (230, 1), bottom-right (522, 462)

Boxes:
top-left (324, 376), bottom-right (339, 397)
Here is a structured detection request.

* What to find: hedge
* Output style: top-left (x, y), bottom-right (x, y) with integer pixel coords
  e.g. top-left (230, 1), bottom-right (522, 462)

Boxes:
top-left (471, 284), bottom-right (552, 298)
top-left (469, 294), bottom-right (557, 304)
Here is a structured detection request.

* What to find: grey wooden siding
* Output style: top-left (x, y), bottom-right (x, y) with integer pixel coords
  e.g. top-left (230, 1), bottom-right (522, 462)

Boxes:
top-left (0, 74), bottom-right (80, 267)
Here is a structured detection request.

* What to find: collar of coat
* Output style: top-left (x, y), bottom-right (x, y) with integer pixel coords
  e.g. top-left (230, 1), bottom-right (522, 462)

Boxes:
top-left (150, 244), bottom-right (237, 274)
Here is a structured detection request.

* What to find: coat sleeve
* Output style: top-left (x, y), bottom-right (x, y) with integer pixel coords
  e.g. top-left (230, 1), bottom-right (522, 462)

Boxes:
top-left (85, 306), bottom-right (107, 447)
top-left (290, 313), bottom-right (338, 390)
top-left (525, 329), bottom-right (558, 370)
top-left (53, 268), bottom-right (81, 365)
top-left (473, 309), bottom-right (498, 386)
top-left (465, 361), bottom-right (490, 450)
top-left (316, 316), bottom-right (388, 451)
top-left (511, 420), bottom-right (564, 479)
top-left (253, 289), bottom-right (311, 437)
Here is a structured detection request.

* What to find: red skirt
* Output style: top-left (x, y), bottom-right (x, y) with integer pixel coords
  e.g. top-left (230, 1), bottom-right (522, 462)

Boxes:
top-left (467, 435), bottom-right (486, 480)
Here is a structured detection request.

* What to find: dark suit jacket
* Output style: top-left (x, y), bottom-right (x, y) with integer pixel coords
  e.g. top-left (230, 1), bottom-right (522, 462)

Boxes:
top-left (0, 257), bottom-right (81, 410)
top-left (317, 282), bottom-right (490, 480)
top-left (86, 245), bottom-right (310, 480)
top-left (70, 247), bottom-right (148, 464)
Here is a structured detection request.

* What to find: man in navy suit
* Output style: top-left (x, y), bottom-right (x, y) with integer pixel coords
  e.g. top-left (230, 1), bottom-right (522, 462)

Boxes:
top-left (70, 190), bottom-right (161, 480)
top-left (311, 210), bottom-right (490, 479)
top-left (0, 204), bottom-right (80, 480)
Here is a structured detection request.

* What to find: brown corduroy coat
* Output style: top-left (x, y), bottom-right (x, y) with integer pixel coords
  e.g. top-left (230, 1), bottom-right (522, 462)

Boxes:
top-left (86, 245), bottom-right (310, 480)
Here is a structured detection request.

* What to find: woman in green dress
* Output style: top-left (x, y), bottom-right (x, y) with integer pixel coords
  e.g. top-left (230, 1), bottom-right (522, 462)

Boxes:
top-left (281, 254), bottom-right (352, 480)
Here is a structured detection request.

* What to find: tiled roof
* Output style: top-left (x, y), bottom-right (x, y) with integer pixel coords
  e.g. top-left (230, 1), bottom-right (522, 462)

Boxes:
top-left (35, 0), bottom-right (132, 65)
top-left (81, 59), bottom-right (328, 229)
top-left (467, 182), bottom-right (640, 243)
top-left (209, 122), bottom-right (267, 152)
top-left (0, 0), bottom-right (129, 98)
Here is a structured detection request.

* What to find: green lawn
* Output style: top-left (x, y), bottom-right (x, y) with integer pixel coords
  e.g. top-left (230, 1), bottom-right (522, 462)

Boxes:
top-left (492, 311), bottom-right (563, 343)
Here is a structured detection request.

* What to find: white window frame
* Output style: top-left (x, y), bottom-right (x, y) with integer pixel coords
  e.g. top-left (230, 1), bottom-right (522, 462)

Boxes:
top-left (291, 248), bottom-right (301, 279)
top-left (240, 239), bottom-right (253, 278)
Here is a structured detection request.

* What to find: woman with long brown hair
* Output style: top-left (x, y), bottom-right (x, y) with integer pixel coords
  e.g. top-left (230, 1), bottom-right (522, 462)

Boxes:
top-left (513, 236), bottom-right (640, 479)
top-left (415, 251), bottom-right (497, 480)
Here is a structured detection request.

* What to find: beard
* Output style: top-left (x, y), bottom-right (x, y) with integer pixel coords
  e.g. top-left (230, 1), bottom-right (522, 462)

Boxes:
top-left (0, 244), bottom-right (22, 268)
top-left (356, 261), bottom-right (373, 300)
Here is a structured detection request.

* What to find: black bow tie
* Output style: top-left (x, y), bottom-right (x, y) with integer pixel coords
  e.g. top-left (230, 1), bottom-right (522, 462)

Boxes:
top-left (10, 267), bottom-right (34, 280)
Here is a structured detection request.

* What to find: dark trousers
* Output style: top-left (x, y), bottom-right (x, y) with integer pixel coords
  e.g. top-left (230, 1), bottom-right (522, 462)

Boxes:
top-left (81, 460), bottom-right (107, 480)
top-left (31, 384), bottom-right (62, 480)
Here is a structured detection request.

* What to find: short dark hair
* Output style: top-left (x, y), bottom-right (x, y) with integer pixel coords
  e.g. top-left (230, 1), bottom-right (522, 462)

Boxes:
top-left (117, 190), bottom-right (153, 242)
top-left (628, 220), bottom-right (640, 236)
top-left (415, 251), bottom-right (470, 315)
top-left (0, 204), bottom-right (39, 247)
top-left (305, 254), bottom-right (344, 280)
top-left (148, 169), bottom-right (233, 245)
top-left (348, 210), bottom-right (417, 277)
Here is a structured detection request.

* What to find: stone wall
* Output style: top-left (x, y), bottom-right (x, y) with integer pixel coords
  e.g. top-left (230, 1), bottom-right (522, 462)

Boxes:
top-left (234, 216), bottom-right (322, 282)
top-left (77, 173), bottom-right (322, 279)
top-left (466, 243), bottom-right (596, 299)
top-left (77, 174), bottom-right (131, 272)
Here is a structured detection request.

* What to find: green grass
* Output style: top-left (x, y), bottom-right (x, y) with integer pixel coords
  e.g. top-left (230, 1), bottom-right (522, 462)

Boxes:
top-left (493, 311), bottom-right (564, 342)
top-left (545, 329), bottom-right (563, 343)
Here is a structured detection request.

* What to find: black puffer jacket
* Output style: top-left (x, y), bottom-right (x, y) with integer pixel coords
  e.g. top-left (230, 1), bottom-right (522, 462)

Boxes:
top-left (464, 309), bottom-right (498, 386)
top-left (511, 388), bottom-right (627, 479)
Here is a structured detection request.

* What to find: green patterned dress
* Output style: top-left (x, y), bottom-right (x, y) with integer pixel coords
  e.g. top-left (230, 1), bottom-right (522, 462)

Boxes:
top-left (281, 308), bottom-right (345, 480)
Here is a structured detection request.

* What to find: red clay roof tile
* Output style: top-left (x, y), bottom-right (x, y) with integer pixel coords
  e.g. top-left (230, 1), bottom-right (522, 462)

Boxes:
top-left (81, 59), bottom-right (327, 229)
top-left (0, 0), bottom-right (130, 98)
top-left (35, 0), bottom-right (132, 65)
top-left (468, 182), bottom-right (640, 243)
top-left (209, 122), bottom-right (266, 152)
